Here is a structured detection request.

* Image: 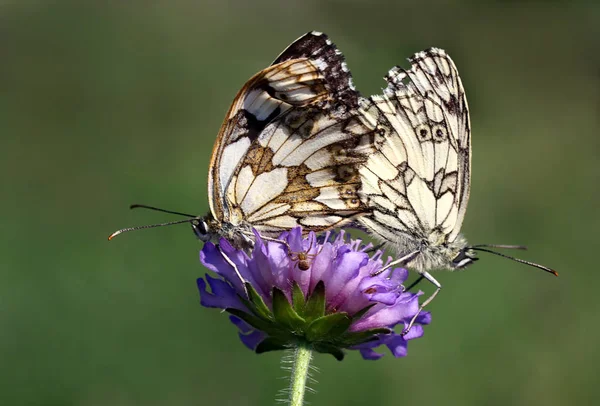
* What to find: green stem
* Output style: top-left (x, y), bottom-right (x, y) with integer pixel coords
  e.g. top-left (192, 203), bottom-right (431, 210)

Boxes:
top-left (288, 344), bottom-right (313, 406)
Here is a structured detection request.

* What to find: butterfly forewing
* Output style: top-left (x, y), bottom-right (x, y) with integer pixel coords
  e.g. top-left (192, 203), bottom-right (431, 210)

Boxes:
top-left (357, 48), bottom-right (471, 257)
top-left (207, 32), bottom-right (375, 243)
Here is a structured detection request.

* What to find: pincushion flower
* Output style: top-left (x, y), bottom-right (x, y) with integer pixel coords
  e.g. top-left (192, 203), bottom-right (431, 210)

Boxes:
top-left (197, 227), bottom-right (430, 361)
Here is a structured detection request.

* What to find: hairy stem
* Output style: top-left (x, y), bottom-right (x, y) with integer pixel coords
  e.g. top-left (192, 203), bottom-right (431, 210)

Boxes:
top-left (288, 344), bottom-right (313, 406)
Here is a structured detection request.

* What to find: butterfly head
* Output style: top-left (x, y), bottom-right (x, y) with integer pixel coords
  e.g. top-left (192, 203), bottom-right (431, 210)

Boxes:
top-left (431, 234), bottom-right (478, 271)
top-left (191, 214), bottom-right (255, 250)
top-left (191, 217), bottom-right (212, 243)
top-left (403, 232), bottom-right (475, 272)
top-left (450, 247), bottom-right (478, 269)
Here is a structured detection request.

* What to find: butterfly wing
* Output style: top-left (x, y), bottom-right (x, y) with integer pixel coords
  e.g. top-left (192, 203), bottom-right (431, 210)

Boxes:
top-left (357, 48), bottom-right (471, 245)
top-left (208, 32), bottom-right (374, 237)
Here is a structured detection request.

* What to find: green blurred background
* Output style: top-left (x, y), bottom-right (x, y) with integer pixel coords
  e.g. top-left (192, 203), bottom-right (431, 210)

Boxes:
top-left (2, 1), bottom-right (598, 405)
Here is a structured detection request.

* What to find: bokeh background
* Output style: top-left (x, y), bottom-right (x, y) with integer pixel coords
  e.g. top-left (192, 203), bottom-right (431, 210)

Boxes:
top-left (2, 1), bottom-right (599, 405)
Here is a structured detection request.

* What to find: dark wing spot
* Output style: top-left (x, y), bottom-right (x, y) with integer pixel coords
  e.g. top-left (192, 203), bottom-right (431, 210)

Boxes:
top-left (242, 108), bottom-right (281, 142)
top-left (446, 94), bottom-right (459, 115)
top-left (416, 124), bottom-right (431, 141)
top-left (244, 144), bottom-right (276, 175)
top-left (335, 165), bottom-right (357, 182)
top-left (432, 124), bottom-right (447, 142)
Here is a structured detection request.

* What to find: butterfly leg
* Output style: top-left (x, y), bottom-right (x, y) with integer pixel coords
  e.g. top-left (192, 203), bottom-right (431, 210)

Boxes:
top-left (251, 234), bottom-right (293, 253)
top-left (404, 274), bottom-right (425, 292)
top-left (402, 271), bottom-right (441, 335)
top-left (373, 249), bottom-right (421, 275)
top-left (217, 244), bottom-right (249, 298)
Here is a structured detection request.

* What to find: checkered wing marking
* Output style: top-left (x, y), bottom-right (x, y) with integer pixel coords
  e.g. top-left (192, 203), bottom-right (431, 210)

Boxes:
top-left (357, 48), bottom-right (471, 243)
top-left (208, 32), bottom-right (374, 237)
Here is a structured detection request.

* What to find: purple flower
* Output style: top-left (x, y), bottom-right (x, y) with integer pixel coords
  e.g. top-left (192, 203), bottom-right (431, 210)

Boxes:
top-left (197, 227), bottom-right (431, 360)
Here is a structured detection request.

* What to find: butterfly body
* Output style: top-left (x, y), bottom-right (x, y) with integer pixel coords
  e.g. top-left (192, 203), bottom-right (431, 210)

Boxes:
top-left (387, 231), bottom-right (475, 272)
top-left (191, 214), bottom-right (254, 250)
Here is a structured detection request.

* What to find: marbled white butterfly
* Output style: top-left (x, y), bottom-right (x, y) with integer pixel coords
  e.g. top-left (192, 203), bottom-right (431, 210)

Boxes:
top-left (109, 32), bottom-right (374, 261)
top-left (354, 48), bottom-right (557, 331)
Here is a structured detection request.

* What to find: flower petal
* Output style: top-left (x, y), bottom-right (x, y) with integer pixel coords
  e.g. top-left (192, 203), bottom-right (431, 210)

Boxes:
top-left (325, 248), bottom-right (367, 305)
top-left (359, 348), bottom-right (385, 360)
top-left (402, 324), bottom-right (425, 341)
top-left (384, 334), bottom-right (409, 358)
top-left (197, 275), bottom-right (244, 311)
top-left (359, 276), bottom-right (402, 306)
top-left (349, 292), bottom-right (422, 332)
top-left (239, 330), bottom-right (265, 350)
top-left (200, 242), bottom-right (246, 295)
top-left (229, 315), bottom-right (253, 334)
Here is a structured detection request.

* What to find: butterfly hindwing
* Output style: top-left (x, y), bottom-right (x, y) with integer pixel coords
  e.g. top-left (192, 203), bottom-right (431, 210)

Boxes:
top-left (208, 32), bottom-right (374, 240)
top-left (357, 48), bottom-right (471, 247)
top-left (404, 49), bottom-right (471, 241)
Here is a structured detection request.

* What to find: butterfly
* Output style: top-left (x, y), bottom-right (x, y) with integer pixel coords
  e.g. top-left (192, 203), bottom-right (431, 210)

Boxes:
top-left (109, 32), bottom-right (375, 274)
top-left (354, 48), bottom-right (557, 331)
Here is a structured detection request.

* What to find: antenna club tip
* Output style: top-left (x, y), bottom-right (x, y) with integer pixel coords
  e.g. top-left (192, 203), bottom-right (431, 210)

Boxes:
top-left (107, 232), bottom-right (119, 241)
top-left (551, 270), bottom-right (559, 277)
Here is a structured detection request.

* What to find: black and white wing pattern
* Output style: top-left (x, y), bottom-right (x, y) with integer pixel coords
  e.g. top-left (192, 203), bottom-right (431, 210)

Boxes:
top-left (204, 32), bottom-right (375, 248)
top-left (356, 48), bottom-right (471, 269)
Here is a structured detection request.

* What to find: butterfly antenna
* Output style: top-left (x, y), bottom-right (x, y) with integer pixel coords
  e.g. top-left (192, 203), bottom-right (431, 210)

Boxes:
top-left (471, 244), bottom-right (528, 250)
top-left (470, 247), bottom-right (558, 276)
top-left (129, 204), bottom-right (197, 218)
top-left (108, 218), bottom-right (195, 241)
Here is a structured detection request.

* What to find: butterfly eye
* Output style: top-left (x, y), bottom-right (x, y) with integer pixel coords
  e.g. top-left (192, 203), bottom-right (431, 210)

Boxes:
top-left (192, 219), bottom-right (211, 242)
top-left (416, 124), bottom-right (432, 141)
top-left (432, 124), bottom-right (447, 142)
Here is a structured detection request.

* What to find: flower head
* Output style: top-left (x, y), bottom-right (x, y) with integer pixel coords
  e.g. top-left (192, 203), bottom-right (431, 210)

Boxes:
top-left (197, 227), bottom-right (430, 360)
